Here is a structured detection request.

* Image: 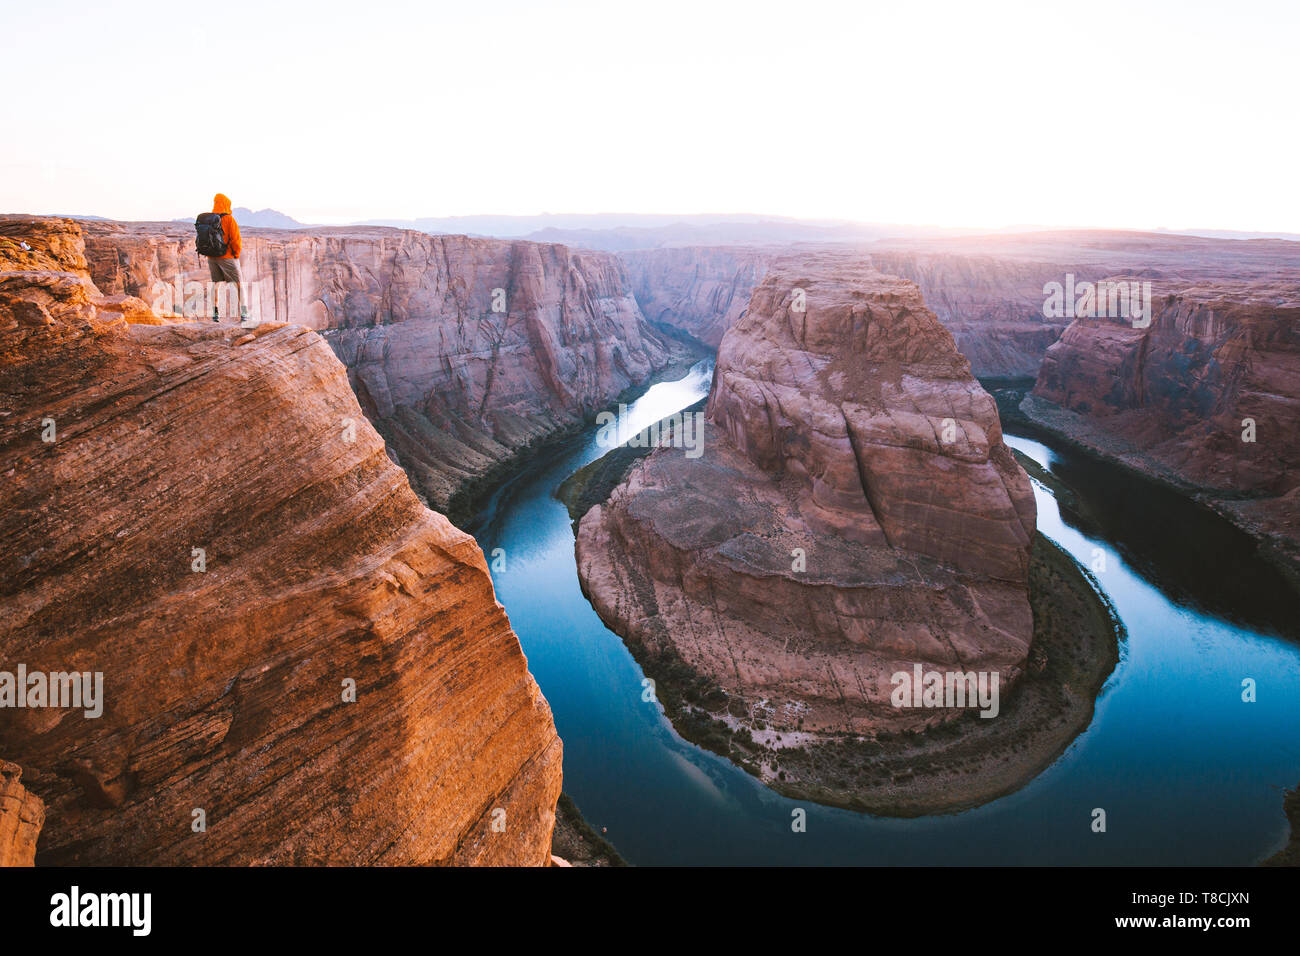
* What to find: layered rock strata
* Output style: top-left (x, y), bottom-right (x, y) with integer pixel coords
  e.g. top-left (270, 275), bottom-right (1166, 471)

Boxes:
top-left (863, 230), bottom-right (1300, 378)
top-left (621, 246), bottom-right (773, 348)
top-left (0, 216), bottom-right (562, 865)
top-left (622, 231), bottom-right (1300, 378)
top-left (1029, 279), bottom-right (1300, 576)
top-left (80, 219), bottom-right (683, 520)
top-left (578, 253), bottom-right (1037, 737)
top-left (0, 761), bottom-right (43, 866)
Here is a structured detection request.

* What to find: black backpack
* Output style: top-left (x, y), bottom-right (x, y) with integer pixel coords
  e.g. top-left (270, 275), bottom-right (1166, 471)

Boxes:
top-left (195, 212), bottom-right (228, 257)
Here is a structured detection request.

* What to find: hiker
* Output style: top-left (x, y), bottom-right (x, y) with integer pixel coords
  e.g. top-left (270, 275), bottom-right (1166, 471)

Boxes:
top-left (194, 193), bottom-right (245, 323)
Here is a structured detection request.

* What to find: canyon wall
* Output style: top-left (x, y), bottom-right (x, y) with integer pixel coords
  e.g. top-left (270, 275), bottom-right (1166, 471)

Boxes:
top-left (1028, 279), bottom-right (1300, 572)
top-left (578, 252), bottom-right (1036, 738)
top-left (620, 231), bottom-right (1300, 380)
top-left (81, 220), bottom-right (683, 520)
top-left (861, 251), bottom-right (1077, 378)
top-left (621, 246), bottom-right (773, 348)
top-left (0, 216), bottom-right (562, 865)
top-left (0, 761), bottom-right (43, 866)
top-left (622, 245), bottom-right (1069, 376)
top-left (869, 232), bottom-right (1300, 379)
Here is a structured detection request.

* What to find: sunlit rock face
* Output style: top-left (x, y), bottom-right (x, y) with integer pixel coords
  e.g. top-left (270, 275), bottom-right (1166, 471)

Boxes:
top-left (578, 252), bottom-right (1036, 735)
top-left (80, 219), bottom-right (680, 519)
top-left (0, 761), bottom-right (43, 866)
top-left (0, 217), bottom-right (562, 865)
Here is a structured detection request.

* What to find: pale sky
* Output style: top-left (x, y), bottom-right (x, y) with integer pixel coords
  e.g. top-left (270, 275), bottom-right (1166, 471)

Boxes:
top-left (2, 0), bottom-right (1295, 231)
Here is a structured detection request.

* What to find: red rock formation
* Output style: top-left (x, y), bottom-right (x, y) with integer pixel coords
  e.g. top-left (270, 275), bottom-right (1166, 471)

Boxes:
top-left (0, 761), bottom-right (43, 866)
top-left (865, 232), bottom-right (1300, 378)
top-left (80, 220), bottom-right (684, 519)
top-left (623, 231), bottom-right (1300, 379)
top-left (1029, 279), bottom-right (1300, 572)
top-left (623, 243), bottom-right (1075, 377)
top-left (0, 216), bottom-right (167, 326)
top-left (577, 253), bottom-right (1036, 736)
top-left (0, 217), bottom-right (562, 865)
top-left (621, 246), bottom-right (772, 348)
top-left (860, 251), bottom-right (1076, 378)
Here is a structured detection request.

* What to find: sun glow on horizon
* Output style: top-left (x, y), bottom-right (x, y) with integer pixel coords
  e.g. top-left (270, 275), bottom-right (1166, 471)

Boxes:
top-left (2, 0), bottom-right (1296, 233)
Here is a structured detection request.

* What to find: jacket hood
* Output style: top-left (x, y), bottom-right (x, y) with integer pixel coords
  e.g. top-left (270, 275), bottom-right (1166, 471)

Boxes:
top-left (212, 193), bottom-right (232, 215)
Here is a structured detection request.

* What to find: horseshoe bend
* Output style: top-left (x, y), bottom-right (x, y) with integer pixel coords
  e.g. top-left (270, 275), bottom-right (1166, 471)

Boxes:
top-left (2, 1), bottom-right (1300, 879)
top-left (574, 253), bottom-right (1122, 813)
top-left (1, 200), bottom-right (1297, 869)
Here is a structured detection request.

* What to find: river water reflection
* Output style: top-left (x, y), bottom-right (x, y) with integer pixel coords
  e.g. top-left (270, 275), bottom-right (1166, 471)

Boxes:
top-left (469, 363), bottom-right (1300, 865)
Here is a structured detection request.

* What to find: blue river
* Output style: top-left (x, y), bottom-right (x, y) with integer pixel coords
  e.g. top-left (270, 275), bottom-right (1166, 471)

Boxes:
top-left (470, 362), bottom-right (1300, 865)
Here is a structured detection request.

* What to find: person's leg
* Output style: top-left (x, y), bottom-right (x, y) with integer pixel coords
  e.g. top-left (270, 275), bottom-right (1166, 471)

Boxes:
top-left (226, 259), bottom-right (246, 320)
top-left (207, 256), bottom-right (223, 321)
top-left (213, 258), bottom-right (244, 322)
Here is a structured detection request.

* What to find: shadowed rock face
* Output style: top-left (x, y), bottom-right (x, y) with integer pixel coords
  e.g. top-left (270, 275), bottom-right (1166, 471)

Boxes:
top-left (621, 244), bottom-right (1071, 376)
top-left (860, 251), bottom-right (1076, 378)
top-left (578, 253), bottom-right (1036, 734)
top-left (624, 244), bottom-right (1076, 377)
top-left (0, 761), bottom-right (43, 866)
top-left (0, 217), bottom-right (562, 865)
top-left (79, 219), bottom-right (680, 518)
top-left (622, 246), bottom-right (772, 348)
top-left (863, 231), bottom-right (1300, 378)
top-left (621, 231), bottom-right (1300, 378)
top-left (1029, 280), bottom-right (1300, 571)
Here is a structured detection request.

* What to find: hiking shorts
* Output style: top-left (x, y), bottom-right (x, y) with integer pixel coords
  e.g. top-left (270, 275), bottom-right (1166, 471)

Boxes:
top-left (208, 256), bottom-right (242, 283)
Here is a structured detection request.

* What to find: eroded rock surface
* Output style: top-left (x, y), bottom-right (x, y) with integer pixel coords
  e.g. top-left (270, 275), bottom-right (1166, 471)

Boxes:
top-left (0, 218), bottom-right (562, 865)
top-left (623, 231), bottom-right (1300, 378)
top-left (622, 246), bottom-right (773, 348)
top-left (0, 761), bottom-right (43, 867)
top-left (578, 253), bottom-right (1036, 736)
top-left (0, 216), bottom-right (167, 326)
top-left (1029, 279), bottom-right (1300, 575)
top-left (80, 219), bottom-right (683, 519)
top-left (864, 231), bottom-right (1300, 378)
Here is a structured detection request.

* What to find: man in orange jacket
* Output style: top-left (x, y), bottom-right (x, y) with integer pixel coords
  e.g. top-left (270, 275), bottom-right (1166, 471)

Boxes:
top-left (207, 193), bottom-right (246, 322)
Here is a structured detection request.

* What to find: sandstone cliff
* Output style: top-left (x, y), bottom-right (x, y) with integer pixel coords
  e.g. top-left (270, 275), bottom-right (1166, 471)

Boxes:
top-left (861, 250), bottom-right (1078, 378)
top-left (622, 231), bottom-right (1300, 379)
top-left (1029, 279), bottom-right (1300, 575)
top-left (0, 216), bottom-right (562, 865)
top-left (577, 253), bottom-right (1036, 740)
top-left (0, 761), bottom-right (43, 866)
top-left (621, 246), bottom-right (772, 348)
top-left (1, 216), bottom-right (166, 326)
top-left (81, 219), bottom-right (683, 521)
top-left (867, 232), bottom-right (1300, 378)
top-left (620, 244), bottom-right (1070, 376)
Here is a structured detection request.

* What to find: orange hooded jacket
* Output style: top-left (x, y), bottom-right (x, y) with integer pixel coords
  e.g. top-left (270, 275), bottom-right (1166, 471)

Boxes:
top-left (212, 193), bottom-right (241, 259)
